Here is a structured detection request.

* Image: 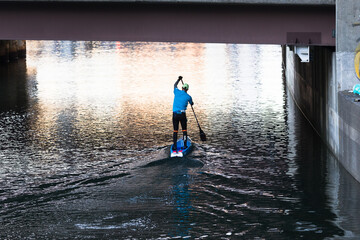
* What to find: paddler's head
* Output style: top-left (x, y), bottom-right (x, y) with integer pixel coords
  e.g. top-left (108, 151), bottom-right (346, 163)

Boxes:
top-left (182, 83), bottom-right (189, 92)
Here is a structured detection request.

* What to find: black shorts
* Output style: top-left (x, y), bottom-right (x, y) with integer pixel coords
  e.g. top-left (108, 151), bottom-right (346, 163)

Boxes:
top-left (173, 112), bottom-right (187, 131)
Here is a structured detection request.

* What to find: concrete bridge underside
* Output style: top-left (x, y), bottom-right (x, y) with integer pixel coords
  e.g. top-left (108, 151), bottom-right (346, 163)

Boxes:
top-left (0, 2), bottom-right (335, 46)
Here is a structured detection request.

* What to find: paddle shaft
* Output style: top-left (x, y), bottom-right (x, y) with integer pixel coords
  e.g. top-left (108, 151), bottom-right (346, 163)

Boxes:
top-left (179, 78), bottom-right (206, 141)
top-left (190, 104), bottom-right (202, 130)
top-left (180, 78), bottom-right (199, 127)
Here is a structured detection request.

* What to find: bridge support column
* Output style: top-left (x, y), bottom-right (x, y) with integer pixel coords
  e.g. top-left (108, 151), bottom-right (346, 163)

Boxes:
top-left (9, 40), bottom-right (18, 62)
top-left (336, 0), bottom-right (360, 90)
top-left (17, 40), bottom-right (26, 59)
top-left (284, 45), bottom-right (337, 156)
top-left (335, 0), bottom-right (360, 183)
top-left (287, 0), bottom-right (360, 183)
top-left (0, 40), bottom-right (26, 64)
top-left (0, 40), bottom-right (10, 64)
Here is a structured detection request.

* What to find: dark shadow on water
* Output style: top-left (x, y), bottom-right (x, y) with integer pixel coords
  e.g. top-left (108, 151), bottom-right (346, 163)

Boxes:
top-left (140, 144), bottom-right (204, 169)
top-left (142, 156), bottom-right (204, 169)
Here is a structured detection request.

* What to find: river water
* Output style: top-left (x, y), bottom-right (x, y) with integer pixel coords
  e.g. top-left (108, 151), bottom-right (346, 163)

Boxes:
top-left (1, 41), bottom-right (360, 239)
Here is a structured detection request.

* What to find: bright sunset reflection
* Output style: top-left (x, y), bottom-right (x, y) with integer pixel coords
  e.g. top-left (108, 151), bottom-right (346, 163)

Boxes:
top-left (25, 41), bottom-right (283, 149)
top-left (25, 41), bottom-right (208, 148)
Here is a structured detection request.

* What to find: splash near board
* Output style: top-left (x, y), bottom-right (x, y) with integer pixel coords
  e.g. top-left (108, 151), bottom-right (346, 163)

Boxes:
top-left (170, 137), bottom-right (192, 158)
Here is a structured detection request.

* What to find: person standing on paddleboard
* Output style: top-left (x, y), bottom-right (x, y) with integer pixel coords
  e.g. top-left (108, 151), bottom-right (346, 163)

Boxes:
top-left (172, 76), bottom-right (193, 152)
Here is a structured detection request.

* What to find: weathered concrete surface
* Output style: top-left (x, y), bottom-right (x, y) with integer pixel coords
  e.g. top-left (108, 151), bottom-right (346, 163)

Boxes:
top-left (335, 0), bottom-right (360, 182)
top-left (336, 0), bottom-right (360, 91)
top-left (336, 0), bottom-right (360, 52)
top-left (0, 0), bottom-right (336, 5)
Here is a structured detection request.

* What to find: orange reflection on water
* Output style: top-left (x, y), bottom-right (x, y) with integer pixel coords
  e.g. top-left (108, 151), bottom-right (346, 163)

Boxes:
top-left (25, 41), bottom-right (283, 150)
top-left (25, 41), bottom-right (207, 148)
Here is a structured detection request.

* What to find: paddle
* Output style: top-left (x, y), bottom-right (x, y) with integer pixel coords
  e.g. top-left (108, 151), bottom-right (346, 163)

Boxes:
top-left (190, 104), bottom-right (207, 141)
top-left (180, 78), bottom-right (207, 141)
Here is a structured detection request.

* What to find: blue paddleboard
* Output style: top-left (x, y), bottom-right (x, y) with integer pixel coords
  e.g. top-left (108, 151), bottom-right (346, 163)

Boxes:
top-left (170, 137), bottom-right (192, 158)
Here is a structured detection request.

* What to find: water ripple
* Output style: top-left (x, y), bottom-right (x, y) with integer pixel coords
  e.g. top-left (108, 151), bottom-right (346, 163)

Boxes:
top-left (0, 41), bottom-right (351, 239)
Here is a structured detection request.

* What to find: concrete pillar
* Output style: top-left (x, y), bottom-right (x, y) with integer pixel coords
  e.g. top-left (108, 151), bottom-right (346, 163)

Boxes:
top-left (336, 0), bottom-right (360, 90)
top-left (17, 40), bottom-right (26, 59)
top-left (9, 40), bottom-right (18, 62)
top-left (0, 40), bottom-right (10, 64)
top-left (336, 0), bottom-right (360, 183)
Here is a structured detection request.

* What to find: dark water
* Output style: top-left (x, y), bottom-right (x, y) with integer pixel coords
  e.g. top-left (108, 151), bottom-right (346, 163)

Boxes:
top-left (1, 41), bottom-right (360, 239)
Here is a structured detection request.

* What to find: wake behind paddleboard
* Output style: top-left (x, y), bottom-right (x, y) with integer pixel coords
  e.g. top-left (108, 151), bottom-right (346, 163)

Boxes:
top-left (170, 137), bottom-right (192, 158)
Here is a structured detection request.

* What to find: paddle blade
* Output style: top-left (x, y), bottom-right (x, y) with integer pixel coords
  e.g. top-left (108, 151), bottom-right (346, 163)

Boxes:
top-left (200, 129), bottom-right (207, 141)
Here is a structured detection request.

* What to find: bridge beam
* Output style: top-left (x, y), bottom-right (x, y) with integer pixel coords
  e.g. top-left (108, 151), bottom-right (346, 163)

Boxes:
top-left (0, 2), bottom-right (335, 46)
top-left (0, 0), bottom-right (336, 5)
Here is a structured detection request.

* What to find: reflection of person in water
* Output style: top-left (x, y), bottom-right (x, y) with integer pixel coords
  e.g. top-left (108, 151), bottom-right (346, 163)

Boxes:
top-left (169, 169), bottom-right (193, 238)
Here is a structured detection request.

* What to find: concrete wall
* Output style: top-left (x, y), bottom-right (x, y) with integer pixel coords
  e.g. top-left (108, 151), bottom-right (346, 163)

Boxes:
top-left (336, 0), bottom-right (360, 182)
top-left (285, 46), bottom-right (339, 157)
top-left (336, 0), bottom-right (360, 91)
top-left (285, 44), bottom-right (360, 183)
top-left (284, 0), bottom-right (360, 183)
top-left (338, 91), bottom-right (360, 182)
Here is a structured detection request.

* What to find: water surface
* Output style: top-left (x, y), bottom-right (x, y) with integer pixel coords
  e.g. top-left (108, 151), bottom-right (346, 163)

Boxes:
top-left (0, 41), bottom-right (360, 239)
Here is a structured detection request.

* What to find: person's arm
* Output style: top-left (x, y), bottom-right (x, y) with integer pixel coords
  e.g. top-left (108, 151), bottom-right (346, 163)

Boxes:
top-left (189, 96), bottom-right (194, 106)
top-left (174, 76), bottom-right (183, 89)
